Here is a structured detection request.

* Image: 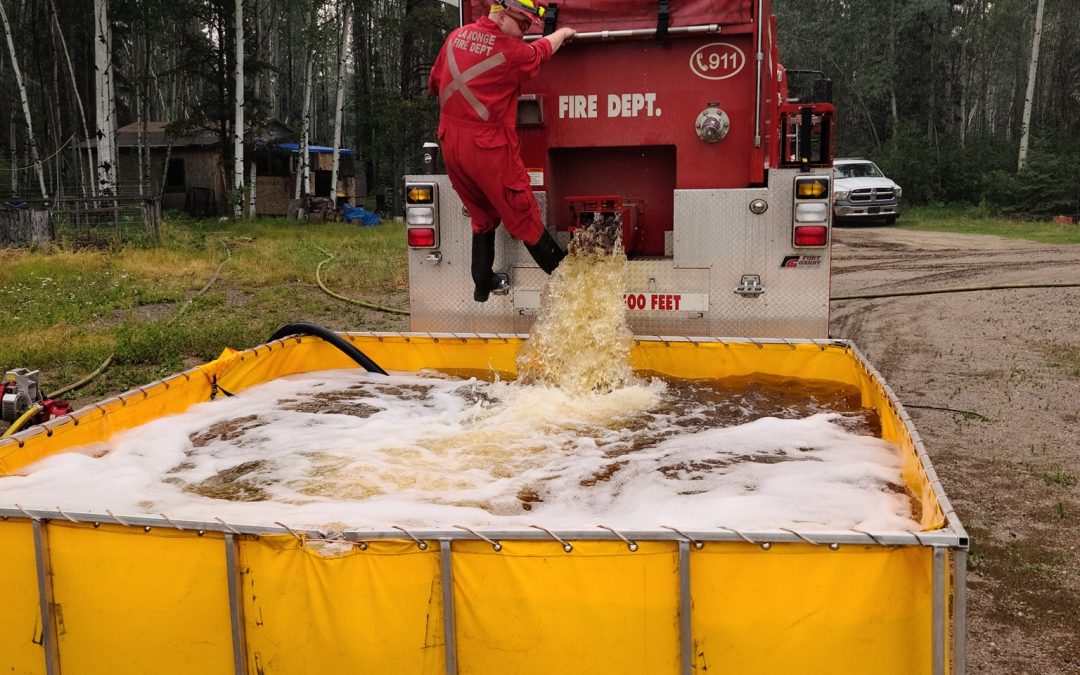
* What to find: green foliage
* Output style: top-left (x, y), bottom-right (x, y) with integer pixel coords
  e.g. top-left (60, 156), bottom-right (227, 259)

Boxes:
top-left (899, 204), bottom-right (1080, 244)
top-left (1, 214), bottom-right (409, 408)
top-left (1013, 141), bottom-right (1080, 218)
top-left (775, 0), bottom-right (1080, 215)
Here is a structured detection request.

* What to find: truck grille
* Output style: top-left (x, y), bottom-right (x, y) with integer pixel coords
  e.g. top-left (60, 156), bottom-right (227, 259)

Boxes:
top-left (850, 188), bottom-right (896, 203)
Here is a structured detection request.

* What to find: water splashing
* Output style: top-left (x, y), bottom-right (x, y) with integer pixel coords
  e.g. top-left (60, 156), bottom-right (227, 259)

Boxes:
top-left (517, 227), bottom-right (634, 395)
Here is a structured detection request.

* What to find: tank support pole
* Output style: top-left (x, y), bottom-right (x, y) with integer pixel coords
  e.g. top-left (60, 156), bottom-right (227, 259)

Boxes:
top-left (225, 533), bottom-right (249, 675)
top-left (954, 549), bottom-right (967, 675)
top-left (32, 519), bottom-right (61, 675)
top-left (932, 546), bottom-right (946, 675)
top-left (678, 540), bottom-right (692, 675)
top-left (440, 539), bottom-right (459, 675)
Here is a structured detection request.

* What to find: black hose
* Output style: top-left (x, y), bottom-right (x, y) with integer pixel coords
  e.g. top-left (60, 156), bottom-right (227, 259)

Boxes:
top-left (268, 323), bottom-right (388, 376)
top-left (831, 281), bottom-right (1080, 301)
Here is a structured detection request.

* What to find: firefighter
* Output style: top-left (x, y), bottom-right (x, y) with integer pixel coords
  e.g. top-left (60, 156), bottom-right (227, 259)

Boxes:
top-left (428, 0), bottom-right (576, 302)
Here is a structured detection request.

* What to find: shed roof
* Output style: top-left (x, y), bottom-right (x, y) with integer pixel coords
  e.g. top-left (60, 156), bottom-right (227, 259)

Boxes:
top-left (265, 142), bottom-right (356, 155)
top-left (83, 119), bottom-right (297, 149)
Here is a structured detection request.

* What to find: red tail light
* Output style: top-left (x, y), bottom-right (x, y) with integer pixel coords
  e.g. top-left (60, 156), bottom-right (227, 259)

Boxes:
top-left (793, 225), bottom-right (828, 247)
top-left (407, 227), bottom-right (436, 248)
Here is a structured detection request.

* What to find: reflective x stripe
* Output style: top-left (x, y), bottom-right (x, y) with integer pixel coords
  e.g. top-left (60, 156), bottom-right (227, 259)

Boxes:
top-left (441, 47), bottom-right (507, 122)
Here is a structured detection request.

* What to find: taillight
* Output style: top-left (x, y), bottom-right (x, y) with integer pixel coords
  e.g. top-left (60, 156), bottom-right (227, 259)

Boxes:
top-left (407, 227), bottom-right (436, 247)
top-left (405, 181), bottom-right (439, 248)
top-left (792, 176), bottom-right (830, 248)
top-left (793, 225), bottom-right (828, 246)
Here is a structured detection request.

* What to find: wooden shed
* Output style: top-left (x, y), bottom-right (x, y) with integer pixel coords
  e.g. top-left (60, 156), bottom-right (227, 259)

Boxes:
top-left (104, 121), bottom-right (358, 216)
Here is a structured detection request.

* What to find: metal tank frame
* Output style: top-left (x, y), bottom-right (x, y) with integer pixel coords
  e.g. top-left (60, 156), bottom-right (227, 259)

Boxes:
top-left (0, 333), bottom-right (968, 675)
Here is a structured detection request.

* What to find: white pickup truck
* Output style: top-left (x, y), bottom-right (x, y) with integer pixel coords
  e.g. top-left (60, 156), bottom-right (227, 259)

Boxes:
top-left (833, 158), bottom-right (903, 224)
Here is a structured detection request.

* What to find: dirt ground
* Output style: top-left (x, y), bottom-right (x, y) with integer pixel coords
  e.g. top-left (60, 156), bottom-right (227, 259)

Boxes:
top-left (829, 226), bottom-right (1080, 674)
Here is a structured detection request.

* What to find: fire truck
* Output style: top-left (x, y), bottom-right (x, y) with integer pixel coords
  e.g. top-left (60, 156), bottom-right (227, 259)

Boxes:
top-left (405, 0), bottom-right (834, 337)
top-left (0, 2), bottom-right (966, 673)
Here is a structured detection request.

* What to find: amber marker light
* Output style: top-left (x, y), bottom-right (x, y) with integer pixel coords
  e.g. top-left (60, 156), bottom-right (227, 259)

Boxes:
top-left (795, 178), bottom-right (829, 199)
top-left (407, 185), bottom-right (434, 204)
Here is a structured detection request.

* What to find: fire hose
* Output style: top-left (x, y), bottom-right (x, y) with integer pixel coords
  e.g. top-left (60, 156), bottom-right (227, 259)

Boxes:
top-left (266, 323), bottom-right (388, 375)
top-left (831, 281), bottom-right (1080, 301)
top-left (829, 280), bottom-right (1080, 422)
top-left (314, 246), bottom-right (410, 316)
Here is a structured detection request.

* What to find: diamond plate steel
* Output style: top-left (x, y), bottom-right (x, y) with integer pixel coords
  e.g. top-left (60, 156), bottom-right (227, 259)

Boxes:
top-left (407, 175), bottom-right (549, 333)
top-left (673, 169), bottom-right (830, 337)
top-left (408, 170), bottom-right (830, 338)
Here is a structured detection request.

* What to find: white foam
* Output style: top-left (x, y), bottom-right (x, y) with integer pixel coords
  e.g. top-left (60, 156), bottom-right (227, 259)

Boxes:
top-left (0, 369), bottom-right (919, 532)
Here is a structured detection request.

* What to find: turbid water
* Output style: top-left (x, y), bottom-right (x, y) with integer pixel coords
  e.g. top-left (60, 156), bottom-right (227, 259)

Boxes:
top-left (0, 368), bottom-right (915, 531)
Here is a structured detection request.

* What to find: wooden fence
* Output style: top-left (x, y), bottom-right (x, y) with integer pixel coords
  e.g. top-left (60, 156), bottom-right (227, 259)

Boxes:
top-left (0, 195), bottom-right (161, 248)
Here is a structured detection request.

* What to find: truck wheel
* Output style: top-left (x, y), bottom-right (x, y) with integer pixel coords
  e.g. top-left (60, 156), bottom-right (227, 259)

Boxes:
top-left (882, 215), bottom-right (898, 225)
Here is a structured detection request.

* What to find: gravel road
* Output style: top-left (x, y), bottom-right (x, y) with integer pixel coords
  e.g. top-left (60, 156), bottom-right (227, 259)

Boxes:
top-left (830, 226), bottom-right (1080, 675)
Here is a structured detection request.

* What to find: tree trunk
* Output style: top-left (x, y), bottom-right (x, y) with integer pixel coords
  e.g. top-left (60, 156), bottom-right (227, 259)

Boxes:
top-left (352, 0), bottom-right (370, 200)
top-left (133, 35), bottom-right (148, 198)
top-left (331, 1), bottom-right (350, 201)
top-left (293, 2), bottom-right (319, 204)
top-left (158, 142), bottom-right (173, 200)
top-left (1017, 0), bottom-right (1045, 171)
top-left (49, 0), bottom-right (96, 197)
top-left (233, 0), bottom-right (245, 218)
top-left (293, 48), bottom-right (315, 202)
top-left (0, 0), bottom-right (49, 201)
top-left (94, 0), bottom-right (116, 196)
top-left (9, 120), bottom-right (16, 195)
top-left (248, 155), bottom-right (257, 217)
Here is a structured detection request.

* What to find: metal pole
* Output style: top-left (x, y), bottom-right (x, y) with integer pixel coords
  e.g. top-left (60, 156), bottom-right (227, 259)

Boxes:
top-left (932, 547), bottom-right (946, 675)
top-left (954, 549), bottom-right (967, 674)
top-left (527, 24), bottom-right (720, 43)
top-left (225, 534), bottom-right (248, 675)
top-left (753, 0), bottom-right (764, 147)
top-left (440, 539), bottom-right (459, 675)
top-left (32, 519), bottom-right (61, 675)
top-left (678, 540), bottom-right (692, 675)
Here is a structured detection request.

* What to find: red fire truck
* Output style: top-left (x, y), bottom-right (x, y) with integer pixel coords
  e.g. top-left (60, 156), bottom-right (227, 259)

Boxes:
top-left (405, 0), bottom-right (834, 338)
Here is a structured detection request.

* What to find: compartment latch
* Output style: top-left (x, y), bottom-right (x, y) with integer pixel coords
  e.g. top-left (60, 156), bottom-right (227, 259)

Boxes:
top-left (734, 274), bottom-right (765, 297)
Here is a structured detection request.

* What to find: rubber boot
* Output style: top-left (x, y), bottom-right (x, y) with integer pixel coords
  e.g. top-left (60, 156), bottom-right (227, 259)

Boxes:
top-left (525, 229), bottom-right (567, 275)
top-left (471, 232), bottom-right (509, 302)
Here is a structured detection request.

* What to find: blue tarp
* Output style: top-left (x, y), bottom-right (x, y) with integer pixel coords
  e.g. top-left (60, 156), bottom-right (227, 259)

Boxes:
top-left (271, 142), bottom-right (356, 155)
top-left (341, 203), bottom-right (381, 226)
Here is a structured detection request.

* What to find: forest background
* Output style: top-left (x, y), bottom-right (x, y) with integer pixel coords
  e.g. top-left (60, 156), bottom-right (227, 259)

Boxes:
top-left (0, 0), bottom-right (1077, 220)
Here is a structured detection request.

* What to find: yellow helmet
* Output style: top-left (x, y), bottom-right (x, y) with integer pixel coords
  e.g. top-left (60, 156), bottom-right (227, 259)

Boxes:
top-left (496, 0), bottom-right (546, 24)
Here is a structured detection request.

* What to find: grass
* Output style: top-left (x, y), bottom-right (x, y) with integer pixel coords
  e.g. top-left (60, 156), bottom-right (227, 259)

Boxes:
top-left (1043, 468), bottom-right (1078, 489)
top-left (0, 213), bottom-right (409, 409)
top-left (1044, 344), bottom-right (1080, 379)
top-left (899, 204), bottom-right (1080, 244)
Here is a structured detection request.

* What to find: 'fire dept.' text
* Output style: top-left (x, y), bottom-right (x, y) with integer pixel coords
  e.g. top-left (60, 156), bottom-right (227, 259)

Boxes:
top-left (558, 93), bottom-right (661, 118)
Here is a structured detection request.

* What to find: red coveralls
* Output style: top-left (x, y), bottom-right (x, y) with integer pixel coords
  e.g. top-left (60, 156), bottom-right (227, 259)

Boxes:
top-left (428, 16), bottom-right (554, 246)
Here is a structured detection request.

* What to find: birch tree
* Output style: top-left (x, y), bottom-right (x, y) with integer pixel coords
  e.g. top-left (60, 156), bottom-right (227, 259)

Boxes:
top-left (331, 1), bottom-right (351, 201)
top-left (293, 1), bottom-right (320, 205)
top-left (233, 0), bottom-right (245, 218)
top-left (1017, 0), bottom-right (1045, 172)
top-left (94, 0), bottom-right (117, 196)
top-left (0, 0), bottom-right (48, 201)
top-left (293, 49), bottom-right (315, 203)
top-left (49, 0), bottom-right (96, 197)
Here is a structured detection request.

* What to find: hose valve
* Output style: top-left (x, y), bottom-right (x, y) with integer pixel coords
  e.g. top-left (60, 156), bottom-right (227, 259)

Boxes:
top-left (695, 107), bottom-right (730, 144)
